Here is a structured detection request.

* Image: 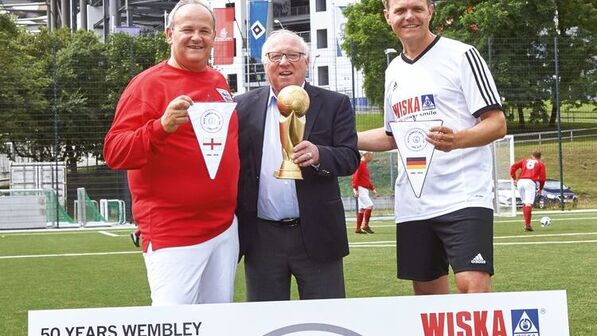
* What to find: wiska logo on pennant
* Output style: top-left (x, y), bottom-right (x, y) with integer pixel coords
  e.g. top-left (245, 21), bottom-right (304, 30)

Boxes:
top-left (390, 120), bottom-right (442, 198)
top-left (188, 102), bottom-right (236, 180)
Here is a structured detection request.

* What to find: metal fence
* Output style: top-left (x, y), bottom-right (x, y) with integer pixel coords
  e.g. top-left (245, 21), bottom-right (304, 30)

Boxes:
top-left (0, 30), bottom-right (595, 227)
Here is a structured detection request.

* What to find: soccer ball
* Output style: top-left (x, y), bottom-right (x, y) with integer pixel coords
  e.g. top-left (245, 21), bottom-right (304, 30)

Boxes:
top-left (540, 216), bottom-right (552, 227)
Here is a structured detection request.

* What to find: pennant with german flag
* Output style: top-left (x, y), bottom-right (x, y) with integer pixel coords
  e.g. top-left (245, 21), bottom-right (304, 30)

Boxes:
top-left (406, 157), bottom-right (426, 170)
top-left (389, 120), bottom-right (443, 198)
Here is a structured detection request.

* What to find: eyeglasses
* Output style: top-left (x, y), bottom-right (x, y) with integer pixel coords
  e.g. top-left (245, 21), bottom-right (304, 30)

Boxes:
top-left (266, 52), bottom-right (305, 63)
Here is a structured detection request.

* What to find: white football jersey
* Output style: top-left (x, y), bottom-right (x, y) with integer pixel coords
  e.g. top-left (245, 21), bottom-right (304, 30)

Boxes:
top-left (384, 36), bottom-right (502, 223)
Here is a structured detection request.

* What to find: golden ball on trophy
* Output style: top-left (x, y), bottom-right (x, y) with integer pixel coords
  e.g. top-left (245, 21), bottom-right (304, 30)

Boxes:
top-left (277, 85), bottom-right (310, 117)
top-left (273, 85), bottom-right (310, 180)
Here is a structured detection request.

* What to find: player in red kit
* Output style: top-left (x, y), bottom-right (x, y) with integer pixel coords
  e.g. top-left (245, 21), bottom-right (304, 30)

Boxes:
top-left (351, 152), bottom-right (378, 233)
top-left (104, 0), bottom-right (239, 305)
top-left (510, 151), bottom-right (546, 232)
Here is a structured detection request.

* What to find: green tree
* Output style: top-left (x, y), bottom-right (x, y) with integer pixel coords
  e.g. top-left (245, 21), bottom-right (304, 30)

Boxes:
top-left (101, 32), bottom-right (169, 161)
top-left (0, 14), bottom-right (49, 159)
top-left (342, 0), bottom-right (398, 107)
top-left (6, 28), bottom-right (109, 170)
top-left (342, 0), bottom-right (596, 127)
top-left (433, 1), bottom-right (557, 127)
top-left (104, 32), bottom-right (169, 138)
top-left (0, 23), bottom-right (170, 169)
top-left (55, 30), bottom-right (109, 169)
top-left (551, 0), bottom-right (597, 125)
top-left (434, 0), bottom-right (596, 127)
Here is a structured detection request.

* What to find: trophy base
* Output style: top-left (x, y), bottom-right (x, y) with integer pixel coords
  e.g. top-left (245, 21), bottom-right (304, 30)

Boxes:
top-left (274, 160), bottom-right (303, 180)
top-left (274, 169), bottom-right (303, 179)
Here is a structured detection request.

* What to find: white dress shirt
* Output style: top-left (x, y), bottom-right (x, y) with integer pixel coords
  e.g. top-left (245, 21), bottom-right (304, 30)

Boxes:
top-left (257, 87), bottom-right (300, 220)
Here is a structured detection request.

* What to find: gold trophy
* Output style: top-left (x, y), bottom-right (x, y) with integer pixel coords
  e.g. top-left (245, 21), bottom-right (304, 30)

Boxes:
top-left (274, 85), bottom-right (310, 179)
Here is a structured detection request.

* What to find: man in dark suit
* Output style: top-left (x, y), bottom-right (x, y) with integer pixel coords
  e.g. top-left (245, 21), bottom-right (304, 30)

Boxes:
top-left (235, 30), bottom-right (360, 301)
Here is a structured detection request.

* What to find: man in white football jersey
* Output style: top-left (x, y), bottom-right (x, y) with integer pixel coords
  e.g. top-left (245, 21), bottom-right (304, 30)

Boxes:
top-left (358, 0), bottom-right (506, 295)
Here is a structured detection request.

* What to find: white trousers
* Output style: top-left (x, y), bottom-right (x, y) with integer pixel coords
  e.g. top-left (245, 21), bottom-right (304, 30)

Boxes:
top-left (517, 179), bottom-right (537, 205)
top-left (143, 216), bottom-right (239, 306)
top-left (357, 186), bottom-right (373, 209)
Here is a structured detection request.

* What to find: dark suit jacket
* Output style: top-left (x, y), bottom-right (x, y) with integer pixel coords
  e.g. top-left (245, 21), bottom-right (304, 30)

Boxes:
top-left (235, 83), bottom-right (360, 262)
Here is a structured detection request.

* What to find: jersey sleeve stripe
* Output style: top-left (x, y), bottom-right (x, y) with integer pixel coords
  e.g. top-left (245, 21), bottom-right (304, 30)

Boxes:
top-left (464, 48), bottom-right (499, 107)
top-left (464, 50), bottom-right (490, 106)
top-left (470, 48), bottom-right (499, 105)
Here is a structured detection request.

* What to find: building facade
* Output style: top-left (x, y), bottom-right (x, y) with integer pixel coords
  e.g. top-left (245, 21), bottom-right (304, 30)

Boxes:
top-left (208, 0), bottom-right (366, 105)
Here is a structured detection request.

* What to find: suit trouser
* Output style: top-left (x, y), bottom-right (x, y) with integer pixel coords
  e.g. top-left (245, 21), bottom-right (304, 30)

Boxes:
top-left (244, 218), bottom-right (345, 301)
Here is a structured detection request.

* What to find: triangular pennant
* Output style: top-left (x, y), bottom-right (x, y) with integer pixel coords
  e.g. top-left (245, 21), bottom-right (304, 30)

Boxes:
top-left (389, 120), bottom-right (443, 198)
top-left (188, 102), bottom-right (236, 180)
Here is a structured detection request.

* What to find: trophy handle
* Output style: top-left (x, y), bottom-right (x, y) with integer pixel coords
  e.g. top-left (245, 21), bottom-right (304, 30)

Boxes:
top-left (289, 115), bottom-right (305, 145)
top-left (275, 113), bottom-right (305, 179)
top-left (279, 116), bottom-right (293, 161)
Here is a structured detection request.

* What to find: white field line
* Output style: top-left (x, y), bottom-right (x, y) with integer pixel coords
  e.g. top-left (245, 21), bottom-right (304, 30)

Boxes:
top-left (1, 212), bottom-right (595, 235)
top-left (349, 231), bottom-right (597, 248)
top-left (1, 234), bottom-right (597, 259)
top-left (349, 240), bottom-right (597, 248)
top-left (495, 240), bottom-right (597, 246)
top-left (346, 216), bottom-right (597, 229)
top-left (0, 227), bottom-right (136, 236)
top-left (351, 240), bottom-right (394, 245)
top-left (494, 216), bottom-right (597, 224)
top-left (350, 244), bottom-right (396, 248)
top-left (497, 232), bottom-right (597, 239)
top-left (0, 251), bottom-right (140, 259)
top-left (11, 215), bottom-right (593, 237)
top-left (345, 210), bottom-right (597, 223)
top-left (349, 232), bottom-right (597, 245)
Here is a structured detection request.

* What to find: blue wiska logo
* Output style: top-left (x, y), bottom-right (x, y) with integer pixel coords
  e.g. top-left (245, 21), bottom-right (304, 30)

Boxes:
top-left (511, 309), bottom-right (540, 336)
top-left (421, 94), bottom-right (435, 110)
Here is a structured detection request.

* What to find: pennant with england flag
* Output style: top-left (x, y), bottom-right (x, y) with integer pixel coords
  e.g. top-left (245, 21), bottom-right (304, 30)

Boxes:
top-left (188, 102), bottom-right (237, 179)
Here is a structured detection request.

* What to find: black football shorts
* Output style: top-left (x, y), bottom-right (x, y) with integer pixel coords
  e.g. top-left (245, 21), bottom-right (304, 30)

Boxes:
top-left (396, 207), bottom-right (494, 281)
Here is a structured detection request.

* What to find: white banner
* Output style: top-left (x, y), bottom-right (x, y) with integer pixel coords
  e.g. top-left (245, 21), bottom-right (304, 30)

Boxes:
top-left (29, 290), bottom-right (569, 336)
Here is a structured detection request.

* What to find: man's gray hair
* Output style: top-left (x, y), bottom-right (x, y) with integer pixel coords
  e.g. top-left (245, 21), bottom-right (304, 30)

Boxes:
top-left (167, 0), bottom-right (215, 31)
top-left (260, 29), bottom-right (310, 64)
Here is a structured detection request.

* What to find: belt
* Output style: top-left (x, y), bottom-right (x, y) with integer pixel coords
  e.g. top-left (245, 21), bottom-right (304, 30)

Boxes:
top-left (259, 217), bottom-right (300, 227)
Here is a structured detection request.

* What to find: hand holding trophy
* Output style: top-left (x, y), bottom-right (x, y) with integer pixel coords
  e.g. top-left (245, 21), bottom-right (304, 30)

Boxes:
top-left (274, 85), bottom-right (310, 179)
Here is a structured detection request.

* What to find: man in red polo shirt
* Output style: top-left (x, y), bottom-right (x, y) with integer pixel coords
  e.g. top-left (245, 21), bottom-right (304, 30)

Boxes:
top-left (104, 0), bottom-right (239, 305)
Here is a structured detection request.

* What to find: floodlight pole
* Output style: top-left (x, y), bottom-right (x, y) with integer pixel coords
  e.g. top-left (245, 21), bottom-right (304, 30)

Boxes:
top-left (311, 54), bottom-right (320, 83)
top-left (274, 19), bottom-right (285, 30)
top-left (384, 48), bottom-right (398, 190)
top-left (384, 48), bottom-right (397, 68)
top-left (52, 42), bottom-right (60, 229)
top-left (552, 4), bottom-right (565, 211)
